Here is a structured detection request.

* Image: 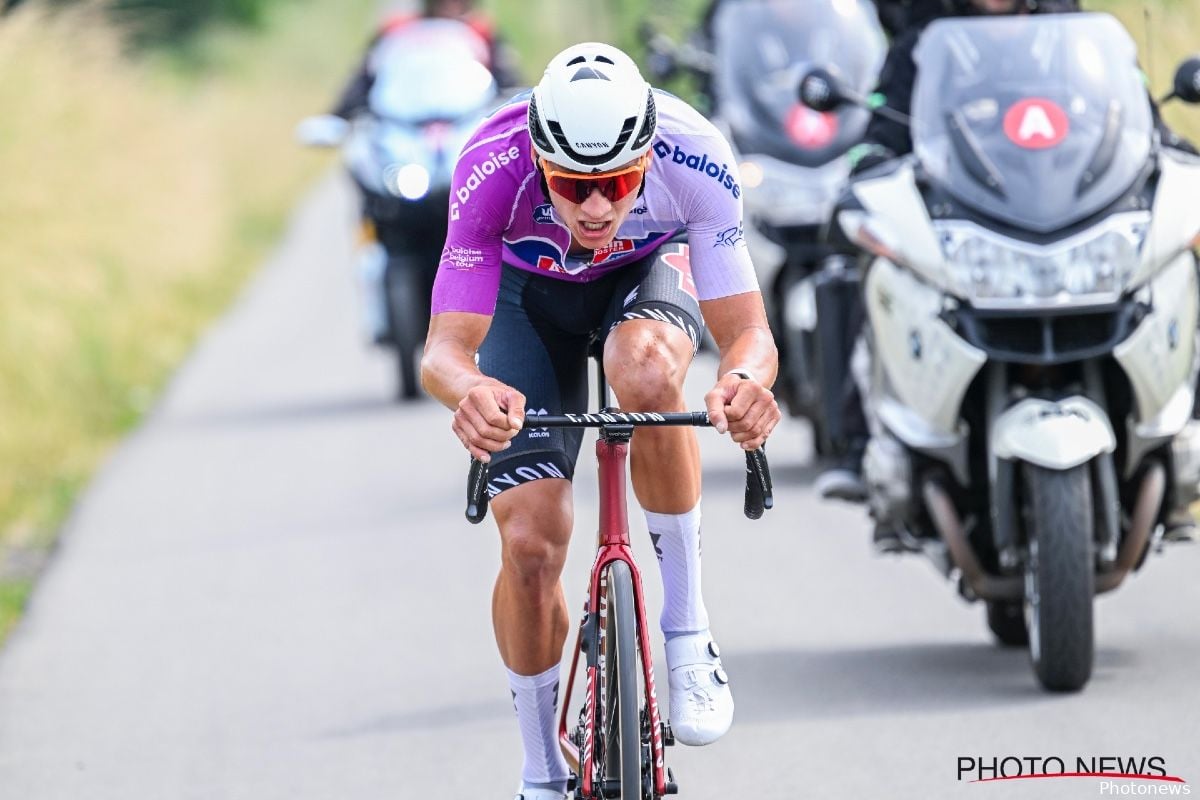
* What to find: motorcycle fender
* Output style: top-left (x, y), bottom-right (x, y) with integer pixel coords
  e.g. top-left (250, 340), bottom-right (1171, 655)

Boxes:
top-left (992, 397), bottom-right (1116, 470)
top-left (851, 161), bottom-right (950, 288)
top-left (1134, 155), bottom-right (1200, 286)
top-left (1115, 252), bottom-right (1199, 425)
top-left (866, 258), bottom-right (986, 437)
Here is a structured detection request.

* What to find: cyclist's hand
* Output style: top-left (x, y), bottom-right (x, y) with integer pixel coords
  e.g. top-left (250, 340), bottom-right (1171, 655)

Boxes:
top-left (453, 381), bottom-right (526, 463)
top-left (705, 373), bottom-right (781, 451)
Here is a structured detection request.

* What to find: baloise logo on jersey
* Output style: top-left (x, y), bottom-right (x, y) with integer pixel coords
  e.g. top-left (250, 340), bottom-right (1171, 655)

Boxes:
top-left (653, 142), bottom-right (741, 199)
top-left (450, 145), bottom-right (521, 220)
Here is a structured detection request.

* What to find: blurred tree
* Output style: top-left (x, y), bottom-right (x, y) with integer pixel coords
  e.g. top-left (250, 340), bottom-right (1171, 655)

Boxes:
top-left (24, 0), bottom-right (273, 44)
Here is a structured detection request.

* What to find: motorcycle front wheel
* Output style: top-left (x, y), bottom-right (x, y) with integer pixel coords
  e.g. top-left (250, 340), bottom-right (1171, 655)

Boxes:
top-left (384, 256), bottom-right (423, 401)
top-left (1022, 463), bottom-right (1095, 692)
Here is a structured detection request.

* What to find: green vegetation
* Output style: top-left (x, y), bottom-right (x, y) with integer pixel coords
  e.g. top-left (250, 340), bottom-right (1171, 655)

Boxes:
top-left (0, 0), bottom-right (374, 636)
top-left (484, 0), bottom-right (707, 80)
top-left (22, 0), bottom-right (280, 45)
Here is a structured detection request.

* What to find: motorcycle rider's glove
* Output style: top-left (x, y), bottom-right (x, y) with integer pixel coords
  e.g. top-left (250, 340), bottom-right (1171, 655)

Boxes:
top-left (848, 143), bottom-right (897, 177)
top-left (822, 175), bottom-right (870, 250)
top-left (1163, 132), bottom-right (1199, 157)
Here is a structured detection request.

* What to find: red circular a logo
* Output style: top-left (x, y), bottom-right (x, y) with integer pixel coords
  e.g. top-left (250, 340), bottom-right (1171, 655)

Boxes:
top-left (786, 105), bottom-right (839, 149)
top-left (1003, 98), bottom-right (1069, 150)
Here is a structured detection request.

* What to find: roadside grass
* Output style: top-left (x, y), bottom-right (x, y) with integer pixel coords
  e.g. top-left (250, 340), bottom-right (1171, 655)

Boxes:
top-left (1091, 0), bottom-right (1200, 144)
top-left (0, 0), bottom-right (374, 638)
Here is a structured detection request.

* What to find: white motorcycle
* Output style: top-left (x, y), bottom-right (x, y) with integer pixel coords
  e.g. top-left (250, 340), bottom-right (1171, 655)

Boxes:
top-left (807, 14), bottom-right (1200, 691)
top-left (298, 19), bottom-right (498, 400)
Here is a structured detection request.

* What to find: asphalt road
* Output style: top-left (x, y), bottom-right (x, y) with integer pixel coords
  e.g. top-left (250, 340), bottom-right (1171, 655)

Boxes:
top-left (0, 175), bottom-right (1197, 800)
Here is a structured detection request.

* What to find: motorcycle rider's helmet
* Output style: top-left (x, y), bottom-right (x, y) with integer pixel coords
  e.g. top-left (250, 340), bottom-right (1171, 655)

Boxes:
top-left (954, 0), bottom-right (1033, 12)
top-left (422, 0), bottom-right (475, 15)
top-left (528, 42), bottom-right (657, 173)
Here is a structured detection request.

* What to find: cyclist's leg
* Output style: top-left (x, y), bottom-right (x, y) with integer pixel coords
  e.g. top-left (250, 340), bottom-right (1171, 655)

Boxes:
top-left (600, 242), bottom-right (733, 746)
top-left (478, 265), bottom-right (596, 794)
top-left (601, 240), bottom-right (703, 514)
top-left (492, 481), bottom-right (574, 795)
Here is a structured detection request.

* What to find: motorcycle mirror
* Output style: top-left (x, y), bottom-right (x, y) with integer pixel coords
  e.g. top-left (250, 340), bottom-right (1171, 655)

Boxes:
top-left (647, 50), bottom-right (678, 82)
top-left (799, 67), bottom-right (850, 113)
top-left (640, 23), bottom-right (681, 81)
top-left (295, 114), bottom-right (349, 148)
top-left (1172, 57), bottom-right (1200, 104)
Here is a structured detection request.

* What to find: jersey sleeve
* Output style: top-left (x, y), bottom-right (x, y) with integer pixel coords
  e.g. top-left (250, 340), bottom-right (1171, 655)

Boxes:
top-left (430, 143), bottom-right (520, 316)
top-left (668, 129), bottom-right (760, 301)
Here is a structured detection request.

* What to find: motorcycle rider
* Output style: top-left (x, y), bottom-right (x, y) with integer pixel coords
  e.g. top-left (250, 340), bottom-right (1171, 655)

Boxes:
top-left (871, 0), bottom-right (955, 37)
top-left (815, 0), bottom-right (1198, 521)
top-left (421, 43), bottom-right (781, 800)
top-left (330, 0), bottom-right (518, 121)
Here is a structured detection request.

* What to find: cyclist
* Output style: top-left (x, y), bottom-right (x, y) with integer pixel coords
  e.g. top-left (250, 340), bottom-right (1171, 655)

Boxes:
top-left (815, 0), bottom-right (1196, 514)
top-left (422, 43), bottom-right (781, 800)
top-left (329, 0), bottom-right (519, 121)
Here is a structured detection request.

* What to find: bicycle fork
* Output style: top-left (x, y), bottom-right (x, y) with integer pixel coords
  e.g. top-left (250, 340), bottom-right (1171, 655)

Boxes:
top-left (558, 434), bottom-right (676, 799)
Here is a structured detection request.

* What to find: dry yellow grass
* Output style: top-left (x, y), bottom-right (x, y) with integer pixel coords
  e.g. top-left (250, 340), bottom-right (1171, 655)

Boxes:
top-left (1093, 0), bottom-right (1200, 143)
top-left (0, 0), bottom-right (374, 633)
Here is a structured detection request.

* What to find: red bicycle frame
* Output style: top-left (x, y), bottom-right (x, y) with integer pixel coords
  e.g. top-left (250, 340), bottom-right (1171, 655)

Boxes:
top-left (462, 404), bottom-right (772, 798)
top-left (557, 433), bottom-right (669, 799)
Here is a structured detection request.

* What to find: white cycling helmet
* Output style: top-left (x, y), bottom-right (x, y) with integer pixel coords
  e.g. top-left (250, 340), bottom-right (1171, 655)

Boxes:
top-left (528, 42), bottom-right (657, 173)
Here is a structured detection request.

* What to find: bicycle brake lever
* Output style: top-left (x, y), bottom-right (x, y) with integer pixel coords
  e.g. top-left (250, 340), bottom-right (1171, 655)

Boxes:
top-left (743, 447), bottom-right (774, 520)
top-left (466, 458), bottom-right (490, 524)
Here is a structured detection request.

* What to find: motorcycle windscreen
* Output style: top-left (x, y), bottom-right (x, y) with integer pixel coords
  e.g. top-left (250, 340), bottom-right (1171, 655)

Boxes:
top-left (711, 0), bottom-right (886, 166)
top-left (367, 19), bottom-right (498, 123)
top-left (912, 14), bottom-right (1153, 234)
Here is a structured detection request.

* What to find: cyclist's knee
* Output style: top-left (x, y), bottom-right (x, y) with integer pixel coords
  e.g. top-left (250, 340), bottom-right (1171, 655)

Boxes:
top-left (494, 480), bottom-right (572, 585)
top-left (606, 324), bottom-right (689, 408)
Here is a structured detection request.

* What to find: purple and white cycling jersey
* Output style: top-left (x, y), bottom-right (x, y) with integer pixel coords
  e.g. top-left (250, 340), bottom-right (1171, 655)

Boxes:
top-left (431, 90), bottom-right (759, 316)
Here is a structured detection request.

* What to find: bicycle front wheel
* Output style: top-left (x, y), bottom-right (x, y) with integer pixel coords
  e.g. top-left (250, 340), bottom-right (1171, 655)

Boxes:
top-left (602, 560), bottom-right (646, 799)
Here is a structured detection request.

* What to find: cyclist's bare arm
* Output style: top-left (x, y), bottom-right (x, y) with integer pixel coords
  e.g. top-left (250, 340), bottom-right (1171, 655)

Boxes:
top-left (422, 311), bottom-right (526, 462)
top-left (699, 291), bottom-right (781, 450)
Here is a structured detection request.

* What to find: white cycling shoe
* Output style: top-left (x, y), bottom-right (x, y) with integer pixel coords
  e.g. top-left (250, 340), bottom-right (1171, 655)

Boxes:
top-left (513, 789), bottom-right (566, 800)
top-left (665, 631), bottom-right (734, 746)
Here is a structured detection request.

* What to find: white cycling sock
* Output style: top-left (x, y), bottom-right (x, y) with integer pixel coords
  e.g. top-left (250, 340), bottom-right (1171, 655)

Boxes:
top-left (508, 664), bottom-right (570, 791)
top-left (645, 502), bottom-right (709, 637)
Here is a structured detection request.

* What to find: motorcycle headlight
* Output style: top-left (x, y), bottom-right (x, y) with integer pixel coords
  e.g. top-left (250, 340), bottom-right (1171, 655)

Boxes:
top-left (936, 213), bottom-right (1150, 307)
top-left (385, 163), bottom-right (431, 201)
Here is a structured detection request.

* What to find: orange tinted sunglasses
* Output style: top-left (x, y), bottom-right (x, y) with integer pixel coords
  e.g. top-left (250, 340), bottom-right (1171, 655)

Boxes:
top-left (539, 156), bottom-right (648, 204)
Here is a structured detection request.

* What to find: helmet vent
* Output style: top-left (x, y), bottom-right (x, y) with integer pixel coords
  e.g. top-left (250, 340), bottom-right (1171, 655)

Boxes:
top-left (595, 55), bottom-right (615, 64)
top-left (528, 95), bottom-right (556, 154)
top-left (566, 55), bottom-right (586, 66)
top-left (571, 66), bottom-right (611, 82)
top-left (631, 89), bottom-right (657, 151)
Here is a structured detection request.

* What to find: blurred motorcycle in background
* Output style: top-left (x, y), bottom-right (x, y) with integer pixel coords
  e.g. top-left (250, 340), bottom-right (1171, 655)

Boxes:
top-left (805, 13), bottom-right (1200, 691)
top-left (297, 19), bottom-right (499, 400)
top-left (711, 0), bottom-right (886, 454)
top-left (645, 0), bottom-right (886, 454)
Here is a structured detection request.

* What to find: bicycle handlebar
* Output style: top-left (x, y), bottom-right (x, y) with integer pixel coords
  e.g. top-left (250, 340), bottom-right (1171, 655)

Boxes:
top-left (465, 411), bottom-right (773, 524)
top-left (525, 411), bottom-right (712, 428)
